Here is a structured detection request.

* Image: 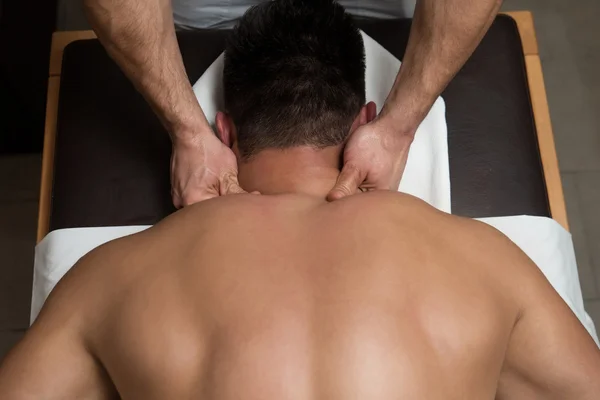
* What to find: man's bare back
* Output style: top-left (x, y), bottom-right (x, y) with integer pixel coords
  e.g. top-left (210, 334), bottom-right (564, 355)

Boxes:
top-left (1, 192), bottom-right (599, 399)
top-left (2, 1), bottom-right (600, 396)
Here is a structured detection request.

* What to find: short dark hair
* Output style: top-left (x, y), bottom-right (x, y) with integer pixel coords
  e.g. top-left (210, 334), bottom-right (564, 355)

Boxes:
top-left (223, 0), bottom-right (366, 159)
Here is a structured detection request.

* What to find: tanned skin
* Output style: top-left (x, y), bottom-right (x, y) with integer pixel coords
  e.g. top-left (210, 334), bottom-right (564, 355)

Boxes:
top-left (1, 157), bottom-right (599, 399)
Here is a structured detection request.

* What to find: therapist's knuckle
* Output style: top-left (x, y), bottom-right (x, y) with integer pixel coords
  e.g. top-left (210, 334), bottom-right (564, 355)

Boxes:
top-left (336, 182), bottom-right (355, 196)
top-left (220, 174), bottom-right (241, 195)
top-left (344, 162), bottom-right (362, 177)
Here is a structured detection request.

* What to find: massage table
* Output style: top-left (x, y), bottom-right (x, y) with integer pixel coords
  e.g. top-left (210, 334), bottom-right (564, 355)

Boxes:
top-left (35, 12), bottom-right (597, 340)
top-left (38, 12), bottom-right (566, 235)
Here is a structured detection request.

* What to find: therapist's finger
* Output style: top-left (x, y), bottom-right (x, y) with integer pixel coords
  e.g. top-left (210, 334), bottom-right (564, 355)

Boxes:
top-left (220, 173), bottom-right (248, 196)
top-left (327, 163), bottom-right (366, 201)
top-left (173, 192), bottom-right (183, 209)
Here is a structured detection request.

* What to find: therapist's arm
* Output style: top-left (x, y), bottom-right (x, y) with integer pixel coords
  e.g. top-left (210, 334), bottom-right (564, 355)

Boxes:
top-left (328, 0), bottom-right (502, 199)
top-left (382, 0), bottom-right (502, 130)
top-left (83, 0), bottom-right (246, 207)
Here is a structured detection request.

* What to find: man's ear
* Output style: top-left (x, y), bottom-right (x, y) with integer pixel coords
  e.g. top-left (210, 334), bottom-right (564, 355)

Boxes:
top-left (349, 101), bottom-right (377, 133)
top-left (215, 111), bottom-right (237, 148)
top-left (365, 101), bottom-right (377, 123)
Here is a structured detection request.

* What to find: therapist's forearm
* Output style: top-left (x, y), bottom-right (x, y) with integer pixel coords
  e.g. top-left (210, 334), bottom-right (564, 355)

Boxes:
top-left (83, 0), bottom-right (210, 142)
top-left (381, 0), bottom-right (502, 133)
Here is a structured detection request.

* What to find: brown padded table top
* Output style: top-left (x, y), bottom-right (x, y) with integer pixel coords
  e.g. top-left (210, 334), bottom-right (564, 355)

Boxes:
top-left (49, 15), bottom-right (549, 231)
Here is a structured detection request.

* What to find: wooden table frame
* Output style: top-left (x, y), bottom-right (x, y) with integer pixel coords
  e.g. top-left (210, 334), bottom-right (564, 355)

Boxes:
top-left (36, 11), bottom-right (569, 242)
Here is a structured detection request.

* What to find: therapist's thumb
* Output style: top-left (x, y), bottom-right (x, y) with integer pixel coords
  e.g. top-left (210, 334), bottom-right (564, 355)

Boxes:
top-left (327, 164), bottom-right (365, 201)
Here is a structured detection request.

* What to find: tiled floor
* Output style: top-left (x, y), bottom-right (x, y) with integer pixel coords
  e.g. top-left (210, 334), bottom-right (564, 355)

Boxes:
top-left (500, 0), bottom-right (600, 326)
top-left (0, 154), bottom-right (41, 360)
top-left (1, 0), bottom-right (599, 361)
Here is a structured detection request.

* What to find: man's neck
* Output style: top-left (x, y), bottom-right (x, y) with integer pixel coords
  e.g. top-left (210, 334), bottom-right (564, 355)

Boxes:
top-left (237, 146), bottom-right (343, 198)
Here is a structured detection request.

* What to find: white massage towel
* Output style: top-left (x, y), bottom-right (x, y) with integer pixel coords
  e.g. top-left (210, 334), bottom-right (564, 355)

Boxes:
top-left (31, 216), bottom-right (599, 347)
top-left (192, 31), bottom-right (451, 213)
top-left (479, 216), bottom-right (599, 346)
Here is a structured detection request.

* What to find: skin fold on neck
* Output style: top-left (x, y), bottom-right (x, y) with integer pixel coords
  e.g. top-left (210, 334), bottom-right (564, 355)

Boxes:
top-left (237, 146), bottom-right (345, 199)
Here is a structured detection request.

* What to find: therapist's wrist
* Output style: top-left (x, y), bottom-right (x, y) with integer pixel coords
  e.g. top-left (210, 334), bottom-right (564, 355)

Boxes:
top-left (169, 116), bottom-right (214, 147)
top-left (380, 72), bottom-right (438, 137)
top-left (376, 105), bottom-right (419, 141)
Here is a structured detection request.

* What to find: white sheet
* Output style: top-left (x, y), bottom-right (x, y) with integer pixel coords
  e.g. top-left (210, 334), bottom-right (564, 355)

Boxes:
top-left (479, 216), bottom-right (599, 345)
top-left (192, 31), bottom-right (451, 213)
top-left (31, 226), bottom-right (150, 321)
top-left (31, 216), bottom-right (599, 347)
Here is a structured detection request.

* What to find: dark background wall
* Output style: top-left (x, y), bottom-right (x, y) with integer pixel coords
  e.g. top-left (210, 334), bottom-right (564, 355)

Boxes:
top-left (0, 0), bottom-right (57, 154)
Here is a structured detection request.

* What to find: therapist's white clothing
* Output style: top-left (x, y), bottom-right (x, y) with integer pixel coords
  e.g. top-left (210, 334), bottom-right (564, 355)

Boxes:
top-left (173, 0), bottom-right (417, 29)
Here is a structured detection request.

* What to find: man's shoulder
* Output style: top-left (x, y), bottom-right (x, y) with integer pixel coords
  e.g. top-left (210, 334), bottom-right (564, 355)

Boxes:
top-left (342, 191), bottom-right (461, 226)
top-left (353, 192), bottom-right (526, 257)
top-left (336, 190), bottom-right (440, 214)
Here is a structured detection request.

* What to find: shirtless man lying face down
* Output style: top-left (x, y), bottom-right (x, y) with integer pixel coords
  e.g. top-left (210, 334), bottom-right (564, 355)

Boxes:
top-left (1, 1), bottom-right (600, 398)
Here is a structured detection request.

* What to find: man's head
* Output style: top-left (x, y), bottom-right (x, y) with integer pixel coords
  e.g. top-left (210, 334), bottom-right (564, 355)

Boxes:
top-left (217, 0), bottom-right (371, 160)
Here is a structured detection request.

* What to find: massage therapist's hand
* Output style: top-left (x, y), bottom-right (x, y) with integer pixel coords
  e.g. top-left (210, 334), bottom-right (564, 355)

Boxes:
top-left (84, 0), bottom-right (249, 208)
top-left (171, 131), bottom-right (246, 208)
top-left (325, 0), bottom-right (503, 201)
top-left (327, 115), bottom-right (414, 200)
